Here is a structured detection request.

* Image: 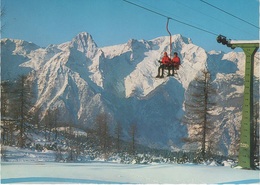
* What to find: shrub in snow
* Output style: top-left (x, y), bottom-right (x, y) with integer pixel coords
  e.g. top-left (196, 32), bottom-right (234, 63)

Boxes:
top-left (1, 146), bottom-right (7, 161)
top-left (55, 148), bottom-right (64, 162)
top-left (222, 159), bottom-right (236, 167)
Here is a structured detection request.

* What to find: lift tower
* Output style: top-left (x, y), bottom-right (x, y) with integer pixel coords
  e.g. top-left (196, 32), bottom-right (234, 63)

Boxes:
top-left (217, 35), bottom-right (259, 169)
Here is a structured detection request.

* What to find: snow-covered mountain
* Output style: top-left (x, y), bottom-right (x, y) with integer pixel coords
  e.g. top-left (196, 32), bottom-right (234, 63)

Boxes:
top-left (1, 32), bottom-right (259, 154)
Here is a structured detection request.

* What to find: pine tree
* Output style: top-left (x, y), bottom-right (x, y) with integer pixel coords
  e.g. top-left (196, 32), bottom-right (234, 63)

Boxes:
top-left (52, 108), bottom-right (59, 140)
top-left (1, 81), bottom-right (16, 145)
top-left (129, 123), bottom-right (138, 155)
top-left (115, 121), bottom-right (123, 153)
top-left (182, 69), bottom-right (216, 159)
top-left (42, 110), bottom-right (51, 141)
top-left (12, 75), bottom-right (34, 147)
top-left (95, 112), bottom-right (111, 155)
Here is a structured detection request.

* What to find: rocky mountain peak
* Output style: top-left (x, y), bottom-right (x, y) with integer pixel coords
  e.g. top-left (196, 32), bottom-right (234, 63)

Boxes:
top-left (70, 32), bottom-right (98, 58)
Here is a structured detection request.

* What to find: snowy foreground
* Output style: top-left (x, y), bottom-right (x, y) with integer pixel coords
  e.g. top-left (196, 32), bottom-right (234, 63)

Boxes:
top-left (1, 162), bottom-right (259, 184)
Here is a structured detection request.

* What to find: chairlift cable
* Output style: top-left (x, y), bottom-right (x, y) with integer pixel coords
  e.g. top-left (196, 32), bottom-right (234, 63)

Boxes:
top-left (123, 0), bottom-right (169, 19)
top-left (175, 0), bottom-right (256, 37)
top-left (122, 0), bottom-right (218, 36)
top-left (200, 0), bottom-right (260, 29)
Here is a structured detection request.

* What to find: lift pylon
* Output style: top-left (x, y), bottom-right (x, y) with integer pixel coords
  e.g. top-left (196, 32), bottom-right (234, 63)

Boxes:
top-left (229, 40), bottom-right (259, 169)
top-left (217, 35), bottom-right (259, 169)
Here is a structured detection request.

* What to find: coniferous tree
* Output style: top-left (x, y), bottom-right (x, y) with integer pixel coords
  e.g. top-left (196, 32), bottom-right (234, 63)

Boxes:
top-left (51, 108), bottom-right (60, 140)
top-left (12, 75), bottom-right (34, 147)
top-left (129, 123), bottom-right (137, 155)
top-left (1, 81), bottom-right (16, 145)
top-left (43, 110), bottom-right (53, 141)
top-left (115, 121), bottom-right (123, 153)
top-left (95, 112), bottom-right (111, 155)
top-left (31, 108), bottom-right (41, 130)
top-left (1, 81), bottom-right (10, 118)
top-left (41, 107), bottom-right (60, 141)
top-left (182, 69), bottom-right (216, 159)
top-left (66, 123), bottom-right (75, 161)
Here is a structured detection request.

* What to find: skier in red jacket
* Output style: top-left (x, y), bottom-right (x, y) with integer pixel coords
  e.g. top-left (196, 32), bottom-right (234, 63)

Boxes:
top-left (172, 52), bottom-right (180, 69)
top-left (156, 52), bottom-right (171, 78)
top-left (169, 52), bottom-right (181, 76)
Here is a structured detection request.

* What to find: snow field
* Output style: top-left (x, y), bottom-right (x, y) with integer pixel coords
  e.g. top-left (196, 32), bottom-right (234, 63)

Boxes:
top-left (1, 162), bottom-right (259, 184)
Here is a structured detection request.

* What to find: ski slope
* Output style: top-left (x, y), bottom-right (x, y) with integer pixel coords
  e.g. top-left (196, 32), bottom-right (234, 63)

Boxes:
top-left (1, 162), bottom-right (259, 184)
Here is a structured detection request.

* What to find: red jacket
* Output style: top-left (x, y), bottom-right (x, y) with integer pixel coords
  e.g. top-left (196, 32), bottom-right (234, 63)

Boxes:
top-left (162, 56), bottom-right (171, 65)
top-left (172, 56), bottom-right (180, 66)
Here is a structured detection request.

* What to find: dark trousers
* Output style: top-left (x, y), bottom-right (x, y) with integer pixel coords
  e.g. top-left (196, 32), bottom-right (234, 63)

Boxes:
top-left (157, 64), bottom-right (174, 76)
top-left (157, 64), bottom-right (166, 77)
top-left (167, 65), bottom-right (174, 75)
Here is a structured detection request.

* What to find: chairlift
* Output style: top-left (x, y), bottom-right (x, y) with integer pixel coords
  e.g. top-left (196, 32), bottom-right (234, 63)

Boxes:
top-left (156, 18), bottom-right (180, 78)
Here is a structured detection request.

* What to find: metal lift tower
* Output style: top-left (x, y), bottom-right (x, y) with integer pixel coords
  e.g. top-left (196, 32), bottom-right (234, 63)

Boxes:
top-left (217, 35), bottom-right (259, 169)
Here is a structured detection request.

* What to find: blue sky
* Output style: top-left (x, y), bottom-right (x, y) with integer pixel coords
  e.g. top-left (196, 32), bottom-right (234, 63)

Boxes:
top-left (1, 0), bottom-right (259, 53)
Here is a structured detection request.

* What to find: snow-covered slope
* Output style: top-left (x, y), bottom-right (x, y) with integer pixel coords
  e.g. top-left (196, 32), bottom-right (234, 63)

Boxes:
top-left (2, 161), bottom-right (259, 184)
top-left (1, 32), bottom-right (259, 154)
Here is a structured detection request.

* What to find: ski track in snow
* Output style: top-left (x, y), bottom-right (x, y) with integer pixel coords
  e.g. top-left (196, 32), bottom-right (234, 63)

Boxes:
top-left (1, 162), bottom-right (259, 184)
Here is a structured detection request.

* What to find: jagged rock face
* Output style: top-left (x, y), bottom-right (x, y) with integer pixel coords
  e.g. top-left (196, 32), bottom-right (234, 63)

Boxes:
top-left (1, 32), bottom-right (259, 154)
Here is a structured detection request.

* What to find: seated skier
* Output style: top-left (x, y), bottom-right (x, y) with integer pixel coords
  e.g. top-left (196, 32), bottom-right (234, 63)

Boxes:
top-left (172, 52), bottom-right (180, 71)
top-left (156, 52), bottom-right (171, 78)
top-left (167, 52), bottom-right (181, 76)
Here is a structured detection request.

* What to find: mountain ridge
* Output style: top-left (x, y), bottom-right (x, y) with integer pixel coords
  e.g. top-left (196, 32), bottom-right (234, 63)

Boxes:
top-left (1, 32), bottom-right (259, 154)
